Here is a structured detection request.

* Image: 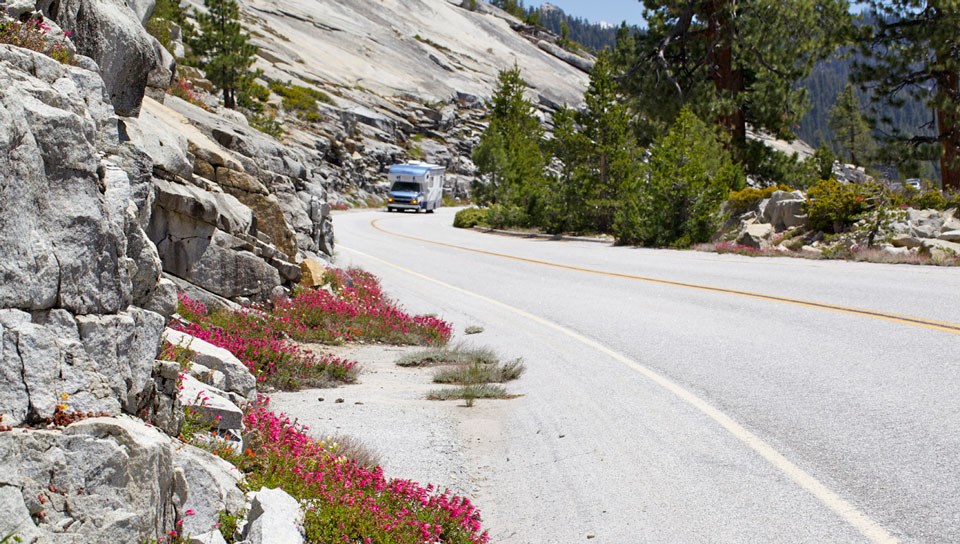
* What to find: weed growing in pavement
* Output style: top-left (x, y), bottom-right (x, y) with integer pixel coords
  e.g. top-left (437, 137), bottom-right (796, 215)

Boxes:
top-left (408, 345), bottom-right (525, 406)
top-left (396, 343), bottom-right (498, 367)
top-left (426, 384), bottom-right (516, 405)
top-left (433, 359), bottom-right (525, 385)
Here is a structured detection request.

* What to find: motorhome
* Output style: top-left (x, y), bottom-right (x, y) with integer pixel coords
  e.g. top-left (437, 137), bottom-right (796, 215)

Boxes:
top-left (385, 161), bottom-right (445, 213)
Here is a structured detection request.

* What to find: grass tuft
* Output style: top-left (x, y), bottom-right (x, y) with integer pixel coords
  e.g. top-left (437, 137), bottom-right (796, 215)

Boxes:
top-left (426, 384), bottom-right (517, 405)
top-left (432, 359), bottom-right (525, 385)
top-left (396, 344), bottom-right (498, 367)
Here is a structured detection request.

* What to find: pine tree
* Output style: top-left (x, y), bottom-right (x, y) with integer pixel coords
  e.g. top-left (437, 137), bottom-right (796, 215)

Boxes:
top-left (472, 65), bottom-right (547, 223)
top-left (625, 1), bottom-right (851, 154)
top-left (189, 0), bottom-right (258, 109)
top-left (828, 83), bottom-right (875, 166)
top-left (616, 108), bottom-right (743, 247)
top-left (575, 52), bottom-right (638, 232)
top-left (855, 1), bottom-right (960, 191)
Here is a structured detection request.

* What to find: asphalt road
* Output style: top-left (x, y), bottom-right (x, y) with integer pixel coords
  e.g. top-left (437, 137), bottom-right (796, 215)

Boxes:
top-left (333, 207), bottom-right (960, 544)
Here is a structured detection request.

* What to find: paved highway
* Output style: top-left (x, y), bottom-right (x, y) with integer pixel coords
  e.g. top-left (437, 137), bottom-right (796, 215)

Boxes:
top-left (333, 207), bottom-right (960, 544)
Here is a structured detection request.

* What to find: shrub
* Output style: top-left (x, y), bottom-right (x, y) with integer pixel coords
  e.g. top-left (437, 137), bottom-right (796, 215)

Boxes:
top-left (0, 18), bottom-right (74, 64)
top-left (272, 269), bottom-right (452, 346)
top-left (270, 81), bottom-right (333, 122)
top-left (726, 184), bottom-right (793, 216)
top-left (248, 111), bottom-right (283, 139)
top-left (453, 207), bottom-right (487, 229)
top-left (483, 203), bottom-right (529, 229)
top-left (172, 295), bottom-right (360, 391)
top-left (805, 178), bottom-right (869, 233)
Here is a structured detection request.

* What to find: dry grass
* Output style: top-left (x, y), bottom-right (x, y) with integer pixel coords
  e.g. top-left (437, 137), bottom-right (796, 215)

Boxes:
top-left (432, 359), bottom-right (525, 385)
top-left (327, 433), bottom-right (381, 469)
top-left (426, 384), bottom-right (518, 406)
top-left (395, 343), bottom-right (498, 367)
top-left (405, 344), bottom-right (525, 407)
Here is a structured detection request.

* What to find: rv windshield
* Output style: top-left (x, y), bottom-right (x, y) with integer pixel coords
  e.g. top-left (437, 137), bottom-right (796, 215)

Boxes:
top-left (391, 181), bottom-right (421, 193)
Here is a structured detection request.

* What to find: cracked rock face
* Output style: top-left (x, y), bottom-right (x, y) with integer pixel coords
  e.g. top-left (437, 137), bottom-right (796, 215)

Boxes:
top-left (0, 45), bottom-right (129, 315)
top-left (0, 45), bottom-right (168, 425)
top-left (0, 417), bottom-right (183, 543)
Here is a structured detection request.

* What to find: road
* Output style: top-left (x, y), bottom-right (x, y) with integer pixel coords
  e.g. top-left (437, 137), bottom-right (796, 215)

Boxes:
top-left (332, 207), bottom-right (960, 544)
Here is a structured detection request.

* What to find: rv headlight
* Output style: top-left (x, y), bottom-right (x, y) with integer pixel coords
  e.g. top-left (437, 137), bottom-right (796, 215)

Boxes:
top-left (387, 197), bottom-right (394, 203)
top-left (411, 199), bottom-right (418, 204)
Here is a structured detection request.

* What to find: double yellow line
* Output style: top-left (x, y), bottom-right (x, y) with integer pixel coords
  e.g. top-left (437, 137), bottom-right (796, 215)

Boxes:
top-left (371, 219), bottom-right (960, 335)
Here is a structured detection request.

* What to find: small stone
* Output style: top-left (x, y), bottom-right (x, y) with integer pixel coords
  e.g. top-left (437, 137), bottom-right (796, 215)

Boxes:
top-left (354, 401), bottom-right (364, 405)
top-left (335, 398), bottom-right (344, 404)
top-left (587, 534), bottom-right (596, 539)
top-left (317, 397), bottom-right (324, 402)
top-left (559, 434), bottom-right (565, 439)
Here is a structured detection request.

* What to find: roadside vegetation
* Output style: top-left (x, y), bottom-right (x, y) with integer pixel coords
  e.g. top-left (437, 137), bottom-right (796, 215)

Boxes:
top-left (174, 268), bottom-right (450, 391)
top-left (400, 345), bottom-right (525, 406)
top-left (461, 2), bottom-right (960, 264)
top-left (161, 267), bottom-right (491, 543)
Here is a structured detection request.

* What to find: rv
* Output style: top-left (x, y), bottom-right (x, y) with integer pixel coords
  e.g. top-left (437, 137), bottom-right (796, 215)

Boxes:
top-left (385, 161), bottom-right (445, 213)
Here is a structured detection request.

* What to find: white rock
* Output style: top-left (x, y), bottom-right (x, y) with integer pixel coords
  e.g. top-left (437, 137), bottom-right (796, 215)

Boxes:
top-left (163, 328), bottom-right (256, 399)
top-left (189, 530), bottom-right (229, 544)
top-left (0, 485), bottom-right (44, 544)
top-left (174, 444), bottom-right (245, 537)
top-left (244, 487), bottom-right (305, 544)
top-left (736, 222), bottom-right (774, 249)
top-left (938, 230), bottom-right (960, 243)
top-left (890, 233), bottom-right (923, 249)
top-left (190, 362), bottom-right (228, 391)
top-left (0, 417), bottom-right (184, 542)
top-left (178, 374), bottom-right (245, 430)
top-left (761, 190), bottom-right (807, 231)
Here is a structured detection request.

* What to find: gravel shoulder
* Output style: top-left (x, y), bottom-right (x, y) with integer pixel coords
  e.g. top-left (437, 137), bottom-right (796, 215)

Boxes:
top-left (268, 343), bottom-right (500, 499)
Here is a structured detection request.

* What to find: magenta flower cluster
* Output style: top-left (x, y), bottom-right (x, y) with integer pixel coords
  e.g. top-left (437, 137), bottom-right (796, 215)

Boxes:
top-left (242, 398), bottom-right (489, 544)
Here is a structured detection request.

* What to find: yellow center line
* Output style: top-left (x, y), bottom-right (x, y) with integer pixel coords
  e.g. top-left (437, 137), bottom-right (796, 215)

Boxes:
top-left (370, 218), bottom-right (960, 335)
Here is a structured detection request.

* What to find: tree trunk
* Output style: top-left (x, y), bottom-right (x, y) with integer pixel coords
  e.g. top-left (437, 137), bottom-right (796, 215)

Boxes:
top-left (936, 43), bottom-right (960, 191)
top-left (706, 1), bottom-right (746, 148)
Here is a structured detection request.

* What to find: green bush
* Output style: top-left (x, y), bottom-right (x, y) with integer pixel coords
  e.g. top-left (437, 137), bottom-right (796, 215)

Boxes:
top-left (269, 81), bottom-right (334, 122)
top-left (484, 203), bottom-right (529, 229)
top-left (805, 178), bottom-right (869, 233)
top-left (726, 184), bottom-right (793, 216)
top-left (453, 207), bottom-right (487, 229)
top-left (248, 111), bottom-right (283, 139)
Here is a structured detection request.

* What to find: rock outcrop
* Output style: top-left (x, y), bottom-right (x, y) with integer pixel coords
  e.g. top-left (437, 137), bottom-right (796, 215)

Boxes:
top-left (42, 0), bottom-right (165, 116)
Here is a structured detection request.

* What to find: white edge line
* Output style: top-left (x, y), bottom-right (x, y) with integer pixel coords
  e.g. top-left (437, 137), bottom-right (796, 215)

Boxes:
top-left (341, 244), bottom-right (899, 544)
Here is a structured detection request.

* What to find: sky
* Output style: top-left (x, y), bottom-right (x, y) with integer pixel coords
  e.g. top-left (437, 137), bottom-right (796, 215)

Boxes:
top-left (525, 0), bottom-right (645, 27)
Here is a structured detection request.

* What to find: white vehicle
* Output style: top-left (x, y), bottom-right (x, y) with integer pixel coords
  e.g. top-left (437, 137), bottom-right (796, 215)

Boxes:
top-left (385, 161), bottom-right (445, 213)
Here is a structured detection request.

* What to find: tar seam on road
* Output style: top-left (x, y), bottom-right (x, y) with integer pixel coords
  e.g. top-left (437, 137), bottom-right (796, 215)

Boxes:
top-left (370, 219), bottom-right (960, 336)
top-left (341, 243), bottom-right (901, 544)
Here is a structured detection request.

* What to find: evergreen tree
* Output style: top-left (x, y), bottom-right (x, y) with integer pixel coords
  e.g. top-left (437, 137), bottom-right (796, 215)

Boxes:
top-left (616, 108), bottom-right (743, 247)
top-left (575, 52), bottom-right (639, 232)
top-left (472, 65), bottom-right (547, 223)
top-left (545, 105), bottom-right (589, 233)
top-left (855, 1), bottom-right (960, 190)
top-left (624, 1), bottom-right (851, 154)
top-left (828, 83), bottom-right (875, 166)
top-left (189, 0), bottom-right (258, 109)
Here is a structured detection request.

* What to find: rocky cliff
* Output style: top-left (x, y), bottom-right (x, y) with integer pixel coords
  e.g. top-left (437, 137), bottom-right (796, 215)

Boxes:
top-left (0, 0), bottom-right (592, 541)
